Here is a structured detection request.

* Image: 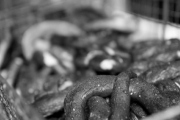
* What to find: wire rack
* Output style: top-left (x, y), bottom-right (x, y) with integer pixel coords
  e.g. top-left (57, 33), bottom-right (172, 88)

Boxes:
top-left (130, 0), bottom-right (180, 25)
top-left (0, 0), bottom-right (180, 42)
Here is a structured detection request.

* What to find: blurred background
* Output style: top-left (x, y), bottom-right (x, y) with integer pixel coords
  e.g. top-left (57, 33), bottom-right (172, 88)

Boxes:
top-left (0, 0), bottom-right (180, 119)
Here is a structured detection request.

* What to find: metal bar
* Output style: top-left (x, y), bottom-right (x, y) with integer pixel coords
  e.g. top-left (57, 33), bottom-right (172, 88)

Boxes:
top-left (162, 0), bottom-right (169, 40)
top-left (175, 1), bottom-right (180, 24)
top-left (152, 0), bottom-right (154, 18)
top-left (172, 0), bottom-right (175, 23)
